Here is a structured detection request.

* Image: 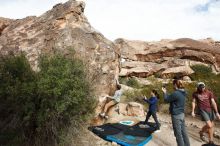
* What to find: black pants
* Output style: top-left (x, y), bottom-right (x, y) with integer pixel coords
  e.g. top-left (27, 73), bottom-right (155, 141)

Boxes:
top-left (144, 111), bottom-right (160, 129)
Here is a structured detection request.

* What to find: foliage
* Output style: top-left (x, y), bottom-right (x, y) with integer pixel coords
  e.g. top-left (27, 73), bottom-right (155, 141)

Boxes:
top-left (0, 53), bottom-right (96, 146)
top-left (119, 76), bottom-right (128, 85)
top-left (123, 89), bottom-right (143, 102)
top-left (0, 54), bottom-right (37, 145)
top-left (190, 64), bottom-right (213, 81)
top-left (126, 77), bottom-right (141, 88)
top-left (119, 77), bottom-right (141, 88)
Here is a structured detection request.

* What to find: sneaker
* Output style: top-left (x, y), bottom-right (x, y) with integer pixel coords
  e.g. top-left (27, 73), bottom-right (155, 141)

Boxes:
top-left (139, 124), bottom-right (150, 128)
top-left (199, 131), bottom-right (206, 141)
top-left (154, 129), bottom-right (161, 133)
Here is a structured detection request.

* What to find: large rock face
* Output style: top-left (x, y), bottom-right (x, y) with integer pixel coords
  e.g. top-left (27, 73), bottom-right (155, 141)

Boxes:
top-left (115, 38), bottom-right (220, 78)
top-left (0, 0), bottom-right (120, 96)
top-left (0, 17), bottom-right (13, 35)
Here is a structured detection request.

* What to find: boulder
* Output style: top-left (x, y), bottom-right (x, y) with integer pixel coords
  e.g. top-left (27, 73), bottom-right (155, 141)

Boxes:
top-left (182, 76), bottom-right (192, 82)
top-left (126, 102), bottom-right (145, 117)
top-left (0, 17), bottom-right (13, 35)
top-left (0, 0), bottom-right (120, 96)
top-left (91, 102), bottom-right (145, 126)
top-left (115, 38), bottom-right (220, 78)
top-left (161, 66), bottom-right (194, 78)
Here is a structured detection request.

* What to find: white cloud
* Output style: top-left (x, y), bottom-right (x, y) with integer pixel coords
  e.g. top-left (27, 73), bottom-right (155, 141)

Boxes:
top-left (0, 0), bottom-right (220, 41)
top-left (84, 0), bottom-right (220, 41)
top-left (0, 0), bottom-right (68, 18)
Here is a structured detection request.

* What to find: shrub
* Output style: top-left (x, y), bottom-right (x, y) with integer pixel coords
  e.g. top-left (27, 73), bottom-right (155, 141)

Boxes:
top-left (0, 53), bottom-right (96, 146)
top-left (0, 54), bottom-right (37, 145)
top-left (126, 77), bottom-right (141, 88)
top-left (119, 77), bottom-right (141, 88)
top-left (35, 54), bottom-right (96, 145)
top-left (123, 89), bottom-right (143, 102)
top-left (119, 77), bottom-right (128, 85)
top-left (190, 64), bottom-right (213, 80)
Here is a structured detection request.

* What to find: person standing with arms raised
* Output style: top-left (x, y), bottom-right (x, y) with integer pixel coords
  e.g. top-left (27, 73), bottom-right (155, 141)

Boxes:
top-left (143, 89), bottom-right (161, 131)
top-left (162, 78), bottom-right (190, 146)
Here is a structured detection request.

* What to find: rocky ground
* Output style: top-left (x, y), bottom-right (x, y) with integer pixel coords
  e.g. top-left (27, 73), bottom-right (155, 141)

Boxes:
top-left (147, 113), bottom-right (220, 146)
top-left (89, 113), bottom-right (220, 146)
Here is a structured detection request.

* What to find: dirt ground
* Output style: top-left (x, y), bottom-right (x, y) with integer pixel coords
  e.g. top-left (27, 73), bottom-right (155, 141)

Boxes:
top-left (147, 113), bottom-right (220, 146)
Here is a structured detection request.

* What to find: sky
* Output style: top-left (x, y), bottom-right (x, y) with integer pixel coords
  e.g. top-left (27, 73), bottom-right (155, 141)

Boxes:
top-left (0, 0), bottom-right (220, 41)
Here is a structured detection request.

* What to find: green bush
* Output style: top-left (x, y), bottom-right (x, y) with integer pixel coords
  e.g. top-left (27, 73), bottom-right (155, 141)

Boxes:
top-left (190, 64), bottom-right (213, 80)
top-left (123, 89), bottom-right (143, 102)
top-left (118, 77), bottom-right (128, 85)
top-left (126, 77), bottom-right (141, 88)
top-left (0, 53), bottom-right (96, 146)
top-left (0, 54), bottom-right (37, 145)
top-left (119, 77), bottom-right (141, 88)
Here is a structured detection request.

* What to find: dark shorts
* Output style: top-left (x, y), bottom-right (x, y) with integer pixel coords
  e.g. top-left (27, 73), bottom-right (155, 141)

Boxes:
top-left (200, 109), bottom-right (215, 121)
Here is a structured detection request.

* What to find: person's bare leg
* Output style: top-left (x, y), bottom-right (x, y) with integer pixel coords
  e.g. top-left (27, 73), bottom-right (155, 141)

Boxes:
top-left (100, 97), bottom-right (111, 113)
top-left (103, 100), bottom-right (116, 114)
top-left (205, 120), bottom-right (213, 142)
top-left (201, 125), bottom-right (208, 133)
top-left (200, 123), bottom-right (209, 141)
top-left (208, 121), bottom-right (214, 142)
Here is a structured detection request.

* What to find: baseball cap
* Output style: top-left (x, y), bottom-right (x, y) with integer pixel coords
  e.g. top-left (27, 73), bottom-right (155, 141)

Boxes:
top-left (197, 82), bottom-right (205, 88)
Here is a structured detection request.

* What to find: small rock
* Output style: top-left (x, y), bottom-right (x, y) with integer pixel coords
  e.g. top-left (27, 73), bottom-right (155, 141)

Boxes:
top-left (162, 124), bottom-right (168, 128)
top-left (112, 142), bottom-right (118, 146)
top-left (214, 131), bottom-right (220, 139)
top-left (182, 76), bottom-right (191, 82)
